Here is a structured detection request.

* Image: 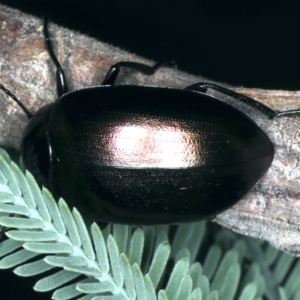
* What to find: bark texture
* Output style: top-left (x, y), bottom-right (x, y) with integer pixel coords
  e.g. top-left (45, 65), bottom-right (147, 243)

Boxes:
top-left (1, 5), bottom-right (300, 255)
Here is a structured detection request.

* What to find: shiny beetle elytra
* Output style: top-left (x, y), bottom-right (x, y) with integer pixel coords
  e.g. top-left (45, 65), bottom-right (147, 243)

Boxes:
top-left (1, 18), bottom-right (300, 225)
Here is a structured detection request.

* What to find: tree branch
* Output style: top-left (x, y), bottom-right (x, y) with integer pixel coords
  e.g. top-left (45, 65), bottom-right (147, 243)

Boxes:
top-left (1, 5), bottom-right (300, 255)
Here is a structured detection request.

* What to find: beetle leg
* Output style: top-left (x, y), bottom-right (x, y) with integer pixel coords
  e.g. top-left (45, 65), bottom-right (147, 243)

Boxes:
top-left (44, 17), bottom-right (68, 97)
top-left (186, 82), bottom-right (300, 119)
top-left (273, 109), bottom-right (300, 118)
top-left (186, 82), bottom-right (276, 118)
top-left (102, 61), bottom-right (170, 85)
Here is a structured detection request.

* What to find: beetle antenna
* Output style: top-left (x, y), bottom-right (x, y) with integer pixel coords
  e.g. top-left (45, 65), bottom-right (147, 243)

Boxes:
top-left (43, 16), bottom-right (68, 97)
top-left (0, 83), bottom-right (33, 119)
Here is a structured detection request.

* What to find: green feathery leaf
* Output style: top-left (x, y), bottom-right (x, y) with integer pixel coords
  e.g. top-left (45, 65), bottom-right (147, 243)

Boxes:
top-left (1, 147), bottom-right (300, 300)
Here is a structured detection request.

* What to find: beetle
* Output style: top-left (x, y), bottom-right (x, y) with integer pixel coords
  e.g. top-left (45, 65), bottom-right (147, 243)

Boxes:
top-left (1, 18), bottom-right (300, 225)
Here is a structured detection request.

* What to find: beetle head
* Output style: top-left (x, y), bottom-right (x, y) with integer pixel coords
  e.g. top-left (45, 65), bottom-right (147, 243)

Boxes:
top-left (21, 104), bottom-right (53, 189)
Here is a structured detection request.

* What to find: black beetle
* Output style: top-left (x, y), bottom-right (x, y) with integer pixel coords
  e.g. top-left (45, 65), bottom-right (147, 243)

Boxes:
top-left (1, 18), bottom-right (300, 225)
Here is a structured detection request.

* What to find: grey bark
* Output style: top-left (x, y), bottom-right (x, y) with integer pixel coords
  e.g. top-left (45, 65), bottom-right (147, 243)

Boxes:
top-left (1, 5), bottom-right (300, 255)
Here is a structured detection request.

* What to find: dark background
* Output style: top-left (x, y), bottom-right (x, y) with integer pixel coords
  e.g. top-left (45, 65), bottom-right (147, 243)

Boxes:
top-left (1, 0), bottom-right (300, 90)
top-left (0, 1), bottom-right (300, 299)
